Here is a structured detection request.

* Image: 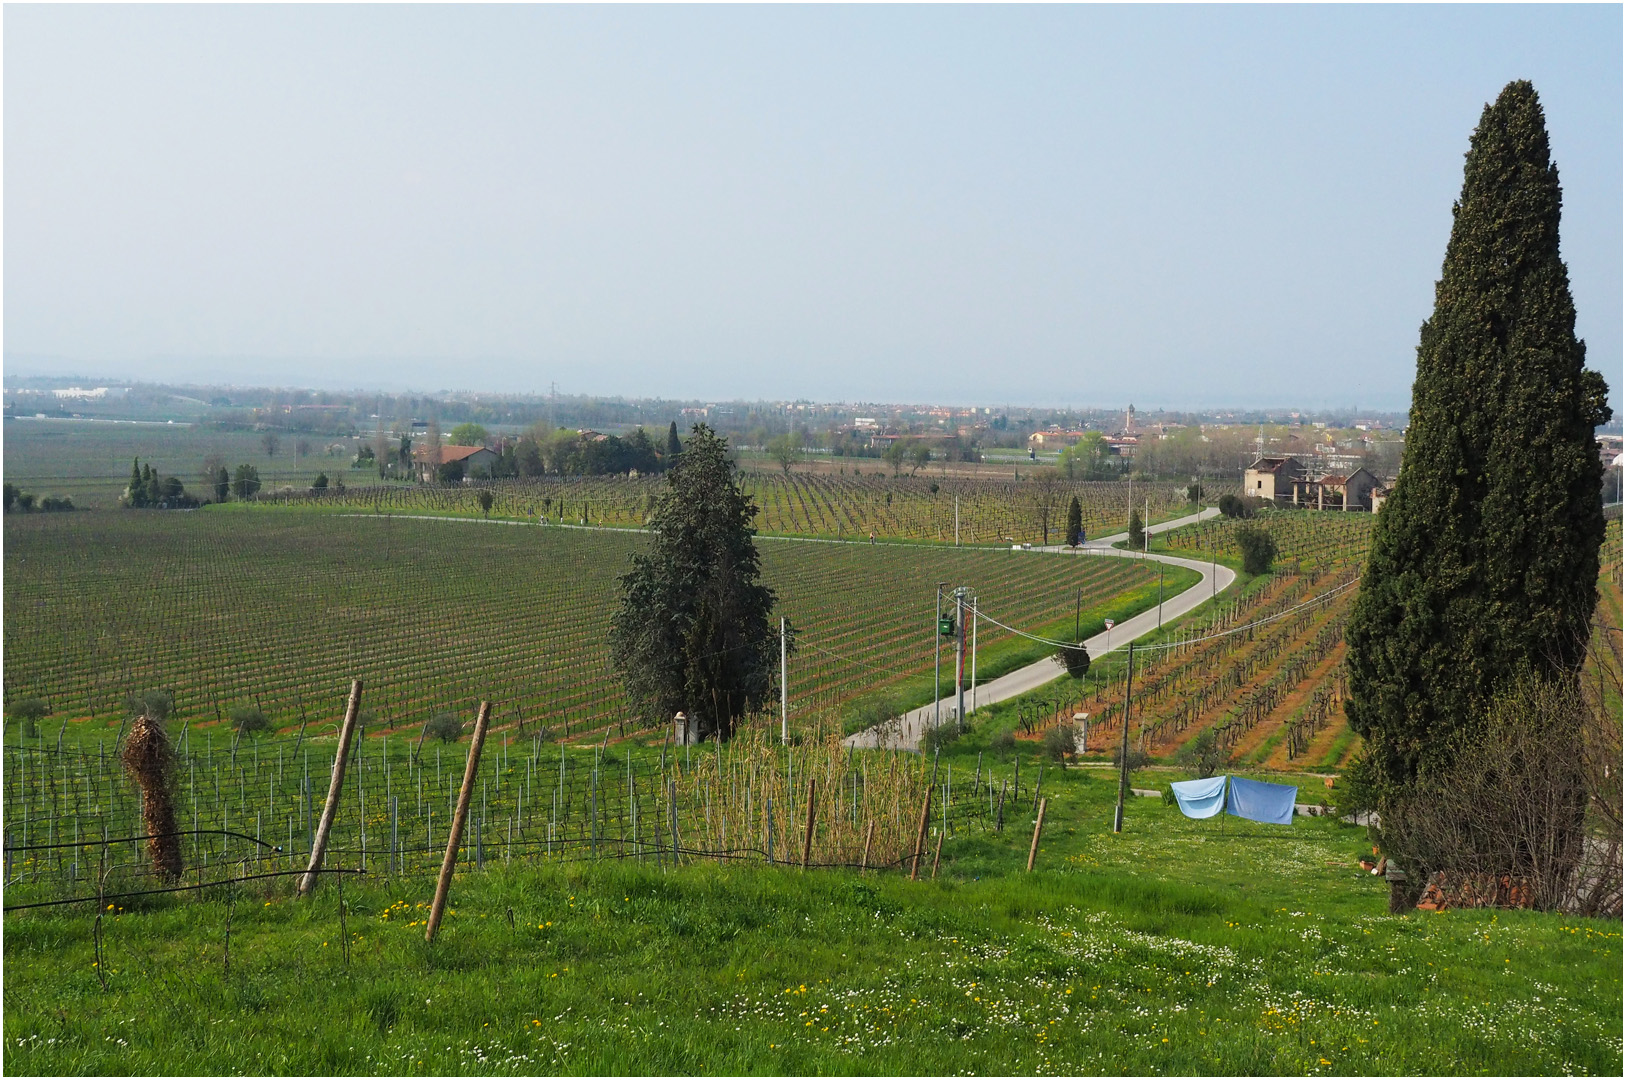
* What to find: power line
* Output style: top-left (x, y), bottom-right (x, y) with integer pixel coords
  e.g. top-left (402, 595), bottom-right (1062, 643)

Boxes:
top-left (970, 577), bottom-right (1359, 655)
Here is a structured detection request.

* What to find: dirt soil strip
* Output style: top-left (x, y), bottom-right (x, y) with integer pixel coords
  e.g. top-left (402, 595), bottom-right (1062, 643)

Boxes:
top-left (1261, 643), bottom-right (1349, 771)
top-left (1139, 594), bottom-right (1324, 758)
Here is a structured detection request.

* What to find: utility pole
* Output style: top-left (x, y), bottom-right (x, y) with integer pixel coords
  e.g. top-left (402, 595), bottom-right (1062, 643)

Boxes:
top-left (1113, 643), bottom-right (1135, 834)
top-left (954, 587), bottom-right (968, 732)
top-left (1144, 496), bottom-right (1150, 554)
top-left (780, 616), bottom-right (788, 745)
top-left (1074, 588), bottom-right (1082, 643)
top-left (933, 583), bottom-right (946, 730)
top-left (1158, 563), bottom-right (1165, 628)
top-left (954, 495), bottom-right (960, 546)
top-left (970, 598), bottom-right (979, 714)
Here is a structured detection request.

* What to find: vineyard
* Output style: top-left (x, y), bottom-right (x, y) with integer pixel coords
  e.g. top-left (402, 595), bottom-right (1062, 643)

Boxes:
top-left (2, 716), bottom-right (1055, 910)
top-left (238, 474), bottom-right (1196, 547)
top-left (1152, 508), bottom-right (1376, 572)
top-left (2, 511), bottom-right (1167, 746)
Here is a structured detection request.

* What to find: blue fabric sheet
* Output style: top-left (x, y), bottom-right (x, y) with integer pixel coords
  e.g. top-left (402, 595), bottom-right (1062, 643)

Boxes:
top-left (1226, 775), bottom-right (1297, 825)
top-left (1169, 775), bottom-right (1228, 819)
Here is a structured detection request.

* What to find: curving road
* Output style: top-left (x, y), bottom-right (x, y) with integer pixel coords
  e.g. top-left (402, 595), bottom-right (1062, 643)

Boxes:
top-left (844, 507), bottom-right (1235, 751)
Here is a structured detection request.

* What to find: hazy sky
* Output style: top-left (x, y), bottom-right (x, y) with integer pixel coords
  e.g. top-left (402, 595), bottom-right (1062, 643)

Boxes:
top-left (5, 5), bottom-right (1621, 411)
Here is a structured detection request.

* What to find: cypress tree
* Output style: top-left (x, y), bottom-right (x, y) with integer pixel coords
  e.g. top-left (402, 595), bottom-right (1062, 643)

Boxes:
top-left (1065, 495), bottom-right (1084, 547)
top-left (1345, 81), bottom-right (1612, 796)
top-left (665, 421), bottom-right (682, 468)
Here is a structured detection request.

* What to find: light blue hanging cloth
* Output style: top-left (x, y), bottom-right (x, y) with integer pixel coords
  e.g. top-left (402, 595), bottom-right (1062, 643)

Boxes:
top-left (1226, 775), bottom-right (1297, 825)
top-left (1169, 775), bottom-right (1228, 819)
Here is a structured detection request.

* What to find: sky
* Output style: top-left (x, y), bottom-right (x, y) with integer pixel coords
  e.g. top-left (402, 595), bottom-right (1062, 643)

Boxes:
top-left (5, 4), bottom-right (1621, 413)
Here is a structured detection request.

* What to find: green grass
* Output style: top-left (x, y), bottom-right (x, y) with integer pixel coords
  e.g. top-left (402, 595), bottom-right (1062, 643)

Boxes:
top-left (4, 761), bottom-right (1618, 1076)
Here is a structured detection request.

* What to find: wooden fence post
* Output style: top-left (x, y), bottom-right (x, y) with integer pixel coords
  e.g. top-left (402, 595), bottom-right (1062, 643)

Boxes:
top-left (425, 701), bottom-right (493, 943)
top-left (1027, 798), bottom-right (1048, 873)
top-left (909, 787), bottom-right (932, 880)
top-left (861, 820), bottom-right (874, 873)
top-left (930, 829), bottom-right (944, 880)
top-left (800, 779), bottom-right (817, 870)
top-left (298, 680), bottom-right (363, 896)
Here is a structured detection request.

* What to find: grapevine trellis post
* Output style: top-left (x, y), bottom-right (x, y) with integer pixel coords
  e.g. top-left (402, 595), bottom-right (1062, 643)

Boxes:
top-left (298, 679), bottom-right (363, 896)
top-left (1113, 643), bottom-right (1134, 834)
top-left (425, 700), bottom-right (493, 943)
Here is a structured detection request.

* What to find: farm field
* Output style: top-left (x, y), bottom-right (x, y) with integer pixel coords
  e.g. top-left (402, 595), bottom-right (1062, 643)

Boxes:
top-left (3, 755), bottom-right (1619, 1077)
top-left (2, 510), bottom-right (1176, 746)
top-left (2, 418), bottom-right (371, 508)
top-left (1153, 509), bottom-right (1376, 574)
top-left (1, 418), bottom-right (1198, 544)
top-left (237, 473), bottom-right (1196, 547)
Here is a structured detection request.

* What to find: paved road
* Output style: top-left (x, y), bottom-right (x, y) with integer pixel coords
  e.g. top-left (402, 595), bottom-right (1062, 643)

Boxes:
top-left (844, 507), bottom-right (1235, 751)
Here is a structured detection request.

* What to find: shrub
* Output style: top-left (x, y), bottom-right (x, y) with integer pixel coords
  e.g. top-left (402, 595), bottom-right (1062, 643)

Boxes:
top-left (1111, 744), bottom-right (1151, 772)
top-left (1056, 643), bottom-right (1091, 678)
top-left (8, 697), bottom-right (48, 738)
top-left (1042, 724), bottom-right (1074, 763)
top-left (1216, 493), bottom-right (1253, 519)
top-left (1235, 525), bottom-right (1279, 574)
top-left (920, 722), bottom-right (961, 755)
top-left (989, 728), bottom-right (1017, 757)
top-left (1176, 728), bottom-right (1227, 779)
top-left (230, 707), bottom-right (271, 736)
top-left (125, 689), bottom-right (173, 722)
top-left (426, 713), bottom-right (464, 743)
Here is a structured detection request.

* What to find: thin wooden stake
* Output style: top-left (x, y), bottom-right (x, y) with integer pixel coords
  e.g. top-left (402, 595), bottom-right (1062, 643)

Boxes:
top-left (298, 680), bottom-right (364, 896)
top-left (861, 819), bottom-right (874, 872)
top-left (910, 786), bottom-right (932, 881)
top-left (425, 701), bottom-right (493, 943)
top-left (1027, 797), bottom-right (1048, 873)
top-left (930, 828), bottom-right (943, 880)
top-left (801, 778), bottom-right (816, 870)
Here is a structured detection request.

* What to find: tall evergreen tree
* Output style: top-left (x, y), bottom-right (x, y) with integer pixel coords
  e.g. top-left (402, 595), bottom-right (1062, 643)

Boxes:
top-left (1065, 495), bottom-right (1084, 547)
top-left (1345, 81), bottom-right (1612, 796)
top-left (609, 424), bottom-right (785, 741)
top-left (664, 421), bottom-right (682, 469)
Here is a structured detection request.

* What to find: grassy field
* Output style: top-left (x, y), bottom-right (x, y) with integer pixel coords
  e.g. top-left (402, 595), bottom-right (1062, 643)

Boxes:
top-left (3, 510), bottom-right (1180, 744)
top-left (3, 750), bottom-right (1619, 1076)
top-left (1, 418), bottom-right (370, 507)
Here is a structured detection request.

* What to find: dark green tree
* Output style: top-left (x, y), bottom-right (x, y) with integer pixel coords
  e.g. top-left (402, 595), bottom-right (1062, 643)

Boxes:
top-left (214, 465), bottom-right (231, 502)
top-left (1235, 525), bottom-right (1278, 575)
top-left (1127, 508), bottom-right (1144, 550)
top-left (3, 483), bottom-right (17, 513)
top-left (477, 489), bottom-right (495, 517)
top-left (665, 421), bottom-right (682, 468)
top-left (1345, 82), bottom-right (1613, 803)
top-left (609, 424), bottom-right (785, 741)
top-left (232, 464), bottom-right (262, 500)
top-left (1064, 495), bottom-right (1084, 547)
top-left (313, 473), bottom-right (329, 492)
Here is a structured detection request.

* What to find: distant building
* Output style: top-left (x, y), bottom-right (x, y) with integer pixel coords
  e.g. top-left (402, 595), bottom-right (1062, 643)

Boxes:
top-left (1289, 467), bottom-right (1380, 512)
top-left (413, 444), bottom-right (498, 481)
top-left (1244, 456), bottom-right (1306, 501)
top-left (1248, 455), bottom-right (1381, 511)
top-left (1027, 429), bottom-right (1090, 448)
